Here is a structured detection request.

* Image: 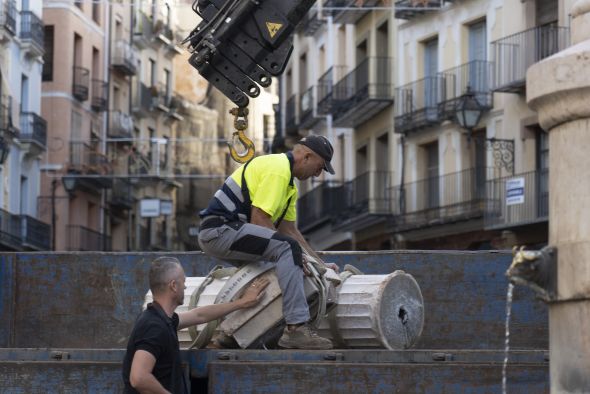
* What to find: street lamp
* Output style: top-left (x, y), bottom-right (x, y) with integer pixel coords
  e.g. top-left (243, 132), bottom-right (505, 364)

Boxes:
top-left (454, 86), bottom-right (515, 174)
top-left (62, 175), bottom-right (77, 194)
top-left (455, 86), bottom-right (483, 139)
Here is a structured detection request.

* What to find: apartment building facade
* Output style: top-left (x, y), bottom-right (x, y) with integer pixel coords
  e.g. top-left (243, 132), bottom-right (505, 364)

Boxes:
top-left (284, 0), bottom-right (569, 251)
top-left (0, 0), bottom-right (49, 251)
top-left (39, 0), bottom-right (184, 251)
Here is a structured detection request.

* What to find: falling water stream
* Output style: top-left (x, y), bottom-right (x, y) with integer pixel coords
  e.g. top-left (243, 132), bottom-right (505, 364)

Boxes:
top-left (502, 283), bottom-right (514, 394)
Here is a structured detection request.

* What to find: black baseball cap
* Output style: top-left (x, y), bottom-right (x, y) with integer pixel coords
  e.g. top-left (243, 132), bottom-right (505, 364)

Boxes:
top-left (297, 135), bottom-right (335, 174)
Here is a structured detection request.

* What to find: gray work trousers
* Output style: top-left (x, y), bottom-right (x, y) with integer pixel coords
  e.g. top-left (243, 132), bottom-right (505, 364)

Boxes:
top-left (198, 219), bottom-right (310, 324)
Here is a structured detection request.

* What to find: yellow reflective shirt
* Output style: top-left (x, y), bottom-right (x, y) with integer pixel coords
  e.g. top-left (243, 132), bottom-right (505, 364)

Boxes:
top-left (230, 153), bottom-right (298, 222)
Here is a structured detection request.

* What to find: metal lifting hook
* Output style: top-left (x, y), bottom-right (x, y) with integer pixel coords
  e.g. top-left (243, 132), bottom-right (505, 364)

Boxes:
top-left (228, 107), bottom-right (255, 163)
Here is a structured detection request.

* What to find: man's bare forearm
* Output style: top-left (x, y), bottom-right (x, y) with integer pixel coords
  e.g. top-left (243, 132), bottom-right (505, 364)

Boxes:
top-left (178, 299), bottom-right (246, 329)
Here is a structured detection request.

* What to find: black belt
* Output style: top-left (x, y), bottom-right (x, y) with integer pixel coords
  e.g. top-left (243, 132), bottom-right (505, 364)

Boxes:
top-left (200, 216), bottom-right (228, 230)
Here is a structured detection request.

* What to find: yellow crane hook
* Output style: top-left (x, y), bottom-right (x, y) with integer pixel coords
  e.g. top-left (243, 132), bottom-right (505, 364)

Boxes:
top-left (228, 107), bottom-right (255, 163)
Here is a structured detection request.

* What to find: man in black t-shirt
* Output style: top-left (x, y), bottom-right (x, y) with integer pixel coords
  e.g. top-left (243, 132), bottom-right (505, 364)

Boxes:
top-left (122, 257), bottom-right (268, 393)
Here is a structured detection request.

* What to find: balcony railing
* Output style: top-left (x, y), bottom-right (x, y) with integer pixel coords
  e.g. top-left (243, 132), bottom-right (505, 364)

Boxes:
top-left (112, 40), bottom-right (138, 76)
top-left (485, 169), bottom-right (548, 229)
top-left (299, 85), bottom-right (318, 129)
top-left (0, 207), bottom-right (21, 250)
top-left (332, 57), bottom-right (393, 127)
top-left (491, 25), bottom-right (570, 93)
top-left (152, 82), bottom-right (170, 112)
top-left (324, 0), bottom-right (380, 24)
top-left (438, 60), bottom-right (493, 120)
top-left (20, 215), bottom-right (50, 250)
top-left (391, 167), bottom-right (498, 232)
top-left (133, 82), bottom-right (152, 115)
top-left (19, 111), bottom-right (47, 149)
top-left (133, 11), bottom-right (153, 48)
top-left (110, 178), bottom-right (134, 211)
top-left (67, 225), bottom-right (111, 251)
top-left (285, 94), bottom-right (298, 135)
top-left (394, 0), bottom-right (452, 20)
top-left (394, 75), bottom-right (450, 134)
top-left (70, 141), bottom-right (104, 169)
top-left (91, 79), bottom-right (108, 112)
top-left (0, 0), bottom-right (17, 35)
top-left (109, 110), bottom-right (134, 139)
top-left (19, 10), bottom-right (44, 52)
top-left (317, 65), bottom-right (346, 115)
top-left (73, 66), bottom-right (90, 101)
top-left (128, 148), bottom-right (152, 177)
top-left (69, 141), bottom-right (113, 189)
top-left (332, 171), bottom-right (393, 231)
top-left (298, 181), bottom-right (343, 233)
top-left (299, 8), bottom-right (324, 36)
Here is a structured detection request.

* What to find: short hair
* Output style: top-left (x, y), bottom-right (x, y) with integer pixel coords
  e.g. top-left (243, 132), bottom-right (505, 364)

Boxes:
top-left (149, 256), bottom-right (182, 294)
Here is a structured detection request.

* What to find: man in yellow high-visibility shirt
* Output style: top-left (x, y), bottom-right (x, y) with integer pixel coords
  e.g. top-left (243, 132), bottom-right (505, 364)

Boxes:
top-left (198, 135), bottom-right (337, 349)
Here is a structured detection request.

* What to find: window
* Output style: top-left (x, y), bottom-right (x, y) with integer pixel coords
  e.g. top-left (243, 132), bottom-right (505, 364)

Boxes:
top-left (20, 75), bottom-right (29, 113)
top-left (42, 26), bottom-right (54, 81)
top-left (376, 22), bottom-right (388, 58)
top-left (299, 54), bottom-right (307, 92)
top-left (92, 1), bottom-right (100, 24)
top-left (425, 142), bottom-right (439, 209)
top-left (163, 68), bottom-right (170, 100)
top-left (149, 59), bottom-right (156, 87)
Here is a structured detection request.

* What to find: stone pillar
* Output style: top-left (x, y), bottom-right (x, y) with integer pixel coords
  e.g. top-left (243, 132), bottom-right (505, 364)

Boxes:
top-left (527, 1), bottom-right (590, 392)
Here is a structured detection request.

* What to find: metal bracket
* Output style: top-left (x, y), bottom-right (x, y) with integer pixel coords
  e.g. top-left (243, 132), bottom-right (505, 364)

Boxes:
top-left (474, 137), bottom-right (515, 174)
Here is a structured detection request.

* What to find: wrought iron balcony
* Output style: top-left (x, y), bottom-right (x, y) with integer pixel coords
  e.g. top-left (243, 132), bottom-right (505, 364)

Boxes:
top-left (20, 215), bottom-right (50, 250)
top-left (317, 66), bottom-right (346, 116)
top-left (73, 66), bottom-right (89, 101)
top-left (67, 225), bottom-right (111, 251)
top-left (132, 82), bottom-right (153, 116)
top-left (0, 0), bottom-right (17, 36)
top-left (109, 110), bottom-right (134, 139)
top-left (133, 11), bottom-right (153, 49)
top-left (394, 75), bottom-right (450, 134)
top-left (109, 178), bottom-right (134, 211)
top-left (154, 18), bottom-right (174, 43)
top-left (324, 0), bottom-right (380, 24)
top-left (390, 167), bottom-right (498, 232)
top-left (485, 169), bottom-right (548, 230)
top-left (0, 207), bottom-right (21, 250)
top-left (332, 171), bottom-right (394, 231)
top-left (395, 0), bottom-right (454, 20)
top-left (299, 8), bottom-right (324, 36)
top-left (68, 142), bottom-right (113, 190)
top-left (299, 86), bottom-right (319, 129)
top-left (152, 82), bottom-right (171, 112)
top-left (19, 111), bottom-right (47, 150)
top-left (91, 80), bottom-right (108, 112)
top-left (438, 60), bottom-right (493, 121)
top-left (491, 25), bottom-right (570, 93)
top-left (128, 148), bottom-right (152, 178)
top-left (285, 94), bottom-right (298, 135)
top-left (112, 40), bottom-right (138, 76)
top-left (332, 57), bottom-right (393, 127)
top-left (19, 10), bottom-right (43, 55)
top-left (298, 180), bottom-right (344, 233)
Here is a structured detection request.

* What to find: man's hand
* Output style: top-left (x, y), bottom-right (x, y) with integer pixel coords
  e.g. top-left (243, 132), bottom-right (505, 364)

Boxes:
top-left (324, 262), bottom-right (340, 273)
top-left (239, 277), bottom-right (270, 308)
